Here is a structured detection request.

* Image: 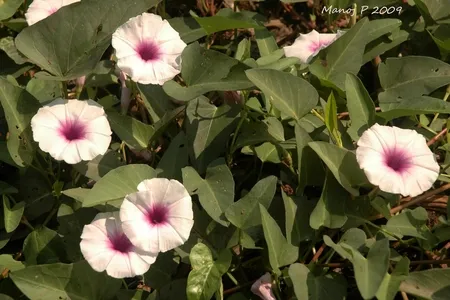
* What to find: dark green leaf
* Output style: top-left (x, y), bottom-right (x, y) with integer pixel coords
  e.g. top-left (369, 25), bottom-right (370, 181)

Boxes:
top-left (15, 0), bottom-right (161, 79)
top-left (225, 176), bottom-right (277, 229)
top-left (186, 243), bottom-right (231, 300)
top-left (289, 263), bottom-right (347, 300)
top-left (282, 191), bottom-right (315, 246)
top-left (310, 171), bottom-right (348, 229)
top-left (23, 227), bottom-right (68, 265)
top-left (163, 43), bottom-right (253, 101)
top-left (182, 159), bottom-right (234, 227)
top-left (3, 195), bottom-right (24, 233)
top-left (193, 8), bottom-right (264, 34)
top-left (400, 268), bottom-right (450, 300)
top-left (185, 96), bottom-right (239, 173)
top-left (82, 164), bottom-right (157, 207)
top-left (383, 207), bottom-right (429, 239)
top-left (308, 141), bottom-right (367, 196)
top-left (168, 17), bottom-right (207, 43)
top-left (0, 0), bottom-right (22, 21)
top-left (157, 132), bottom-right (189, 181)
top-left (137, 83), bottom-right (175, 123)
top-left (309, 18), bottom-right (370, 90)
top-left (73, 150), bottom-right (125, 181)
top-left (0, 77), bottom-right (40, 167)
top-left (144, 252), bottom-right (179, 289)
top-left (246, 69), bottom-right (319, 120)
top-left (260, 204), bottom-right (298, 271)
top-left (108, 112), bottom-right (155, 150)
top-left (10, 260), bottom-right (121, 300)
top-left (345, 73), bottom-right (376, 140)
top-left (376, 257), bottom-right (410, 300)
top-left (378, 56), bottom-right (450, 111)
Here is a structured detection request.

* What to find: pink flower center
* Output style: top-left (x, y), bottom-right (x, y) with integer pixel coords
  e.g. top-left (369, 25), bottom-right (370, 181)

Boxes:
top-left (384, 148), bottom-right (412, 173)
top-left (308, 42), bottom-right (321, 53)
top-left (136, 41), bottom-right (160, 62)
top-left (59, 119), bottom-right (86, 142)
top-left (146, 204), bottom-right (168, 225)
top-left (109, 232), bottom-right (133, 253)
top-left (48, 7), bottom-right (58, 14)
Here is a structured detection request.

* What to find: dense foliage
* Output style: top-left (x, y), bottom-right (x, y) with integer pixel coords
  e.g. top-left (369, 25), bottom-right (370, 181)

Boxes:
top-left (1, 0), bottom-right (450, 299)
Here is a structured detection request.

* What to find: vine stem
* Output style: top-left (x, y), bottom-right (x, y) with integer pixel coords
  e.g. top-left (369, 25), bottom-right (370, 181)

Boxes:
top-left (427, 127), bottom-right (448, 146)
top-left (318, 259), bottom-right (450, 269)
top-left (369, 182), bottom-right (450, 221)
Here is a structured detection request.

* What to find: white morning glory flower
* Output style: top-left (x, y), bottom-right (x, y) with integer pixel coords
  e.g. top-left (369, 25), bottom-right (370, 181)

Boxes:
top-left (284, 29), bottom-right (343, 64)
top-left (31, 98), bottom-right (112, 164)
top-left (356, 124), bottom-right (440, 197)
top-left (251, 272), bottom-right (276, 300)
top-left (80, 212), bottom-right (157, 279)
top-left (120, 178), bottom-right (194, 253)
top-left (25, 0), bottom-right (80, 26)
top-left (112, 13), bottom-right (187, 85)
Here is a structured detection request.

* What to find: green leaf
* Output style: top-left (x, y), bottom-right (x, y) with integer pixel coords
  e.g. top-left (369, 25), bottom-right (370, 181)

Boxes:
top-left (233, 119), bottom-right (280, 150)
top-left (163, 43), bottom-right (253, 101)
top-left (246, 69), bottom-right (319, 120)
top-left (185, 96), bottom-right (239, 173)
top-left (310, 171), bottom-right (348, 230)
top-left (0, 0), bottom-right (22, 21)
top-left (186, 243), bottom-right (231, 300)
top-left (324, 92), bottom-right (342, 146)
top-left (362, 28), bottom-right (409, 64)
top-left (3, 195), bottom-right (24, 233)
top-left (82, 164), bottom-right (157, 207)
top-left (23, 227), bottom-right (68, 265)
top-left (259, 204), bottom-right (298, 271)
top-left (144, 252), bottom-right (179, 289)
top-left (309, 18), bottom-right (370, 90)
top-left (376, 257), bottom-right (410, 300)
top-left (308, 141), bottom-right (367, 196)
top-left (324, 228), bottom-right (367, 261)
top-left (182, 159), bottom-right (234, 227)
top-left (255, 28), bottom-right (278, 57)
top-left (415, 0), bottom-right (450, 25)
top-left (0, 254), bottom-right (24, 272)
top-left (295, 124), bottom-right (324, 192)
top-left (137, 83), bottom-right (175, 123)
top-left (108, 112), bottom-right (155, 150)
top-left (345, 73), bottom-right (376, 140)
top-left (383, 207), bottom-right (429, 239)
top-left (15, 0), bottom-right (161, 79)
top-left (235, 38), bottom-right (251, 61)
top-left (0, 77), bottom-right (41, 167)
top-left (168, 17), bottom-right (207, 43)
top-left (25, 78), bottom-right (63, 105)
top-left (157, 132), bottom-right (189, 181)
top-left (0, 37), bottom-right (28, 65)
top-left (193, 8), bottom-right (264, 34)
top-left (282, 191), bottom-right (315, 246)
top-left (378, 56), bottom-right (450, 111)
top-left (0, 181), bottom-right (18, 194)
top-left (342, 238), bottom-right (390, 300)
top-left (289, 263), bottom-right (347, 300)
top-left (73, 150), bottom-right (124, 181)
top-left (400, 268), bottom-right (450, 300)
top-left (225, 176), bottom-right (277, 229)
top-left (245, 142), bottom-right (283, 164)
top-left (10, 260), bottom-right (121, 300)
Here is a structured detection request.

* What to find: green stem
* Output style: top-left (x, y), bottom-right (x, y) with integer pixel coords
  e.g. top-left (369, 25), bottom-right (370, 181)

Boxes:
top-left (431, 86), bottom-right (450, 124)
top-left (62, 81), bottom-right (68, 99)
top-left (311, 109), bottom-right (325, 123)
top-left (226, 272), bottom-right (239, 286)
top-left (21, 217), bottom-right (35, 231)
top-left (228, 109), bottom-right (248, 163)
top-left (122, 279), bottom-right (129, 290)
